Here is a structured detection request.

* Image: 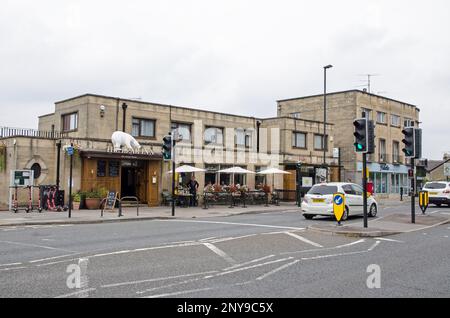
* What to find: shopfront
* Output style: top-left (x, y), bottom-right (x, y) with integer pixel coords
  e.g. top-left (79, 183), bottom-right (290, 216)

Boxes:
top-left (80, 150), bottom-right (162, 206)
top-left (357, 162), bottom-right (410, 195)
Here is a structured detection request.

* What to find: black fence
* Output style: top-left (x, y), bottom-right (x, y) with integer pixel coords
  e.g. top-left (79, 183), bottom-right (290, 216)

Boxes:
top-left (0, 127), bottom-right (67, 139)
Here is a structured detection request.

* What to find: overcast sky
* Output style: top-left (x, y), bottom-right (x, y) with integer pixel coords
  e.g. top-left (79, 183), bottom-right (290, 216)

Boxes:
top-left (1, 0), bottom-right (449, 159)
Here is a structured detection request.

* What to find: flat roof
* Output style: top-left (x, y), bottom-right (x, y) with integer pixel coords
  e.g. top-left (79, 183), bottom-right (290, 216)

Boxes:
top-left (277, 89), bottom-right (420, 111)
top-left (55, 93), bottom-right (265, 121)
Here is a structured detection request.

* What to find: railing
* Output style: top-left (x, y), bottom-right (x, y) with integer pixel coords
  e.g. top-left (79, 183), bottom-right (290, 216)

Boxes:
top-left (0, 127), bottom-right (68, 139)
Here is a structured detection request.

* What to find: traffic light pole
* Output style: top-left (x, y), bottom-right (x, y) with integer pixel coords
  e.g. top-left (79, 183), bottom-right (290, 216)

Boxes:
top-left (362, 153), bottom-right (368, 228)
top-left (411, 158), bottom-right (415, 224)
top-left (171, 139), bottom-right (176, 217)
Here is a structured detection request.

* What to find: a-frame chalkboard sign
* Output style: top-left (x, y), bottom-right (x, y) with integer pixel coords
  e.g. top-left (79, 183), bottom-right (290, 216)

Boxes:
top-left (104, 191), bottom-right (119, 211)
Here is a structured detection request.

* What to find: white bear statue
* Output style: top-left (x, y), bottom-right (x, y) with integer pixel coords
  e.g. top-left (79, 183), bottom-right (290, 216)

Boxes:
top-left (111, 131), bottom-right (142, 152)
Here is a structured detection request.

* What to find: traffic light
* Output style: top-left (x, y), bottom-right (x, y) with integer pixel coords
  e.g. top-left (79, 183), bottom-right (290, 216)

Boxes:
top-left (402, 127), bottom-right (415, 158)
top-left (162, 135), bottom-right (172, 161)
top-left (353, 118), bottom-right (369, 153)
top-left (414, 128), bottom-right (422, 159)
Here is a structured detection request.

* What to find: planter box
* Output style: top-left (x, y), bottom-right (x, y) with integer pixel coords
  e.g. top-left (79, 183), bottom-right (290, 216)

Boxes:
top-left (85, 198), bottom-right (101, 210)
top-left (72, 202), bottom-right (81, 210)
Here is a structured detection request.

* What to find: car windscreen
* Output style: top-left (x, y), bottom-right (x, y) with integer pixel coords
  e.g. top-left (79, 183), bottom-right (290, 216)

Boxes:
top-left (424, 183), bottom-right (446, 189)
top-left (307, 185), bottom-right (338, 195)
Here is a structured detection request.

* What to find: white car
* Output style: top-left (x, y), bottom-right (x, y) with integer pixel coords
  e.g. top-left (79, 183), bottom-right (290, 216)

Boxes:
top-left (301, 182), bottom-right (378, 221)
top-left (422, 181), bottom-right (450, 207)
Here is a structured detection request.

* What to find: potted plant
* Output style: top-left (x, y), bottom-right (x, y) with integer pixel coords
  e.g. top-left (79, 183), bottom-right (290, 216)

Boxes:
top-left (72, 192), bottom-right (82, 210)
top-left (85, 190), bottom-right (102, 210)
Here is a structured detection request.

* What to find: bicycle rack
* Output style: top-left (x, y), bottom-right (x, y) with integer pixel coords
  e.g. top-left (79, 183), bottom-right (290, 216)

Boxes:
top-left (118, 196), bottom-right (140, 217)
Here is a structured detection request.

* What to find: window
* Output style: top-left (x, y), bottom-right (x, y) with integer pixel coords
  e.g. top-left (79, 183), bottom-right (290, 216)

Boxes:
top-left (31, 163), bottom-right (41, 179)
top-left (379, 139), bottom-right (386, 162)
top-left (393, 141), bottom-right (400, 163)
top-left (391, 115), bottom-right (400, 127)
top-left (171, 122), bottom-right (191, 142)
top-left (132, 118), bottom-right (155, 138)
top-left (377, 112), bottom-right (386, 124)
top-left (62, 113), bottom-right (78, 132)
top-left (314, 134), bottom-right (326, 150)
top-left (361, 108), bottom-right (372, 119)
top-left (292, 132), bottom-right (307, 148)
top-left (307, 185), bottom-right (338, 195)
top-left (342, 184), bottom-right (355, 195)
top-left (235, 129), bottom-right (252, 148)
top-left (290, 112), bottom-right (301, 119)
top-left (351, 184), bottom-right (363, 196)
top-left (404, 118), bottom-right (414, 127)
top-left (204, 127), bottom-right (223, 145)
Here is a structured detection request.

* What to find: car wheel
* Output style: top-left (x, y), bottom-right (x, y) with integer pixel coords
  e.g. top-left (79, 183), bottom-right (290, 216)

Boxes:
top-left (369, 204), bottom-right (378, 217)
top-left (303, 214), bottom-right (315, 220)
top-left (340, 207), bottom-right (349, 221)
top-left (435, 203), bottom-right (442, 207)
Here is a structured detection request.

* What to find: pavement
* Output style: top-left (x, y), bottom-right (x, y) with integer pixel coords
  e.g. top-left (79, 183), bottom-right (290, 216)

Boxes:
top-left (309, 213), bottom-right (450, 237)
top-left (0, 203), bottom-right (301, 227)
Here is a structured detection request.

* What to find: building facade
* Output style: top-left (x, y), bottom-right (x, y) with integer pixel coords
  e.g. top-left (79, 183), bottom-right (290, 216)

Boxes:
top-left (278, 90), bottom-right (421, 196)
top-left (0, 94), bottom-right (338, 209)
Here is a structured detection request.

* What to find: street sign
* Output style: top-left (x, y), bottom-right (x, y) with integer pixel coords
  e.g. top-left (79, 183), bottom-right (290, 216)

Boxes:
top-left (333, 193), bottom-right (346, 225)
top-left (67, 146), bottom-right (74, 156)
top-left (444, 163), bottom-right (450, 177)
top-left (419, 191), bottom-right (429, 214)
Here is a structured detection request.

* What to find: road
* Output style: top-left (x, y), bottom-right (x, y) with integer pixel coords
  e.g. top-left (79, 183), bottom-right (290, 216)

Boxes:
top-left (0, 202), bottom-right (449, 298)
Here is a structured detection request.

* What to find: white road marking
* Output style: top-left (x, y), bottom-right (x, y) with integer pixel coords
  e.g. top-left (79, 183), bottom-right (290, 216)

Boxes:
top-left (280, 239), bottom-right (366, 256)
top-left (284, 232), bottom-right (323, 248)
top-left (224, 255), bottom-right (276, 271)
top-left (203, 243), bottom-right (237, 265)
top-left (0, 262), bottom-right (22, 267)
top-left (210, 234), bottom-right (258, 243)
top-left (0, 266), bottom-right (27, 271)
top-left (36, 259), bottom-right (79, 267)
top-left (301, 250), bottom-right (368, 261)
top-left (335, 239), bottom-right (366, 248)
top-left (55, 288), bottom-right (97, 298)
top-left (102, 271), bottom-right (219, 288)
top-left (30, 253), bottom-right (82, 263)
top-left (429, 210), bottom-right (441, 215)
top-left (256, 260), bottom-right (300, 281)
top-left (199, 237), bottom-right (216, 242)
top-left (0, 240), bottom-right (76, 253)
top-left (374, 237), bottom-right (404, 243)
top-left (91, 250), bottom-right (131, 258)
top-left (367, 241), bottom-right (381, 251)
top-left (142, 287), bottom-right (213, 299)
top-left (156, 219), bottom-right (305, 231)
top-left (205, 257), bottom-right (294, 279)
top-left (131, 242), bottom-right (200, 253)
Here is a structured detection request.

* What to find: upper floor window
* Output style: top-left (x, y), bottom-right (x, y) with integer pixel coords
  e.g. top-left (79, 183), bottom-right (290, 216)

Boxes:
top-left (361, 108), bottom-right (372, 120)
top-left (204, 127), bottom-right (224, 145)
top-left (292, 132), bottom-right (307, 149)
top-left (377, 112), bottom-right (387, 124)
top-left (132, 118), bottom-right (155, 138)
top-left (393, 141), bottom-right (400, 163)
top-left (290, 112), bottom-right (301, 119)
top-left (235, 129), bottom-right (252, 148)
top-left (391, 114), bottom-right (401, 127)
top-left (379, 138), bottom-right (386, 162)
top-left (314, 134), bottom-right (327, 150)
top-left (62, 112), bottom-right (78, 132)
top-left (404, 118), bottom-right (414, 127)
top-left (171, 122), bottom-right (191, 142)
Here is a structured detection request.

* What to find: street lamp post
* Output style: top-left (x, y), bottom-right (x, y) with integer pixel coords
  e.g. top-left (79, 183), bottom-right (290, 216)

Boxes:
top-left (323, 65), bottom-right (333, 181)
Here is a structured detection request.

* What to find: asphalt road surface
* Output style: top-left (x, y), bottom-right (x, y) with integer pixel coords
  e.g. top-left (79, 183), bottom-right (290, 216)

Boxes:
top-left (1, 202), bottom-right (449, 298)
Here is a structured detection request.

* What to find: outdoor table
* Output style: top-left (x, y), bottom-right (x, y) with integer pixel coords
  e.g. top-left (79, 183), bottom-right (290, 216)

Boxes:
top-left (176, 193), bottom-right (193, 208)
